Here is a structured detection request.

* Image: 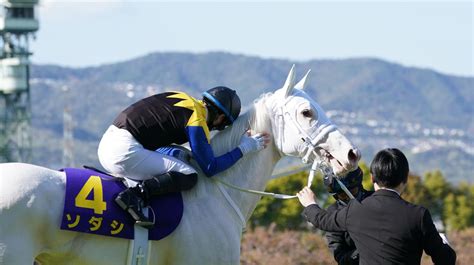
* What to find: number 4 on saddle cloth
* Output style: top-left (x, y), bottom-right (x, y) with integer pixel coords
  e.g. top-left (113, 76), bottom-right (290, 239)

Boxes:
top-left (59, 148), bottom-right (188, 240)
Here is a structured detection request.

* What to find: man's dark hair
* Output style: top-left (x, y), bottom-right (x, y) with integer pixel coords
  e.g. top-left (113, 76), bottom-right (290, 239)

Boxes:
top-left (370, 148), bottom-right (409, 188)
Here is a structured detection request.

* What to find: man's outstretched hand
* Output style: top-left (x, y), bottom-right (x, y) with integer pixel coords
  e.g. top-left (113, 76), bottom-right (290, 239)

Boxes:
top-left (297, 187), bottom-right (317, 207)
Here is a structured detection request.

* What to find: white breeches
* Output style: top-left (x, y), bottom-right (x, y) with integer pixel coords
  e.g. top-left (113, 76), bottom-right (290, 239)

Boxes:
top-left (97, 125), bottom-right (196, 182)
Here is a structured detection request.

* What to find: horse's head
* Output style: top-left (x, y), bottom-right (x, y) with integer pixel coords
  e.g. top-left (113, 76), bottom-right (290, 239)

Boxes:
top-left (266, 66), bottom-right (360, 176)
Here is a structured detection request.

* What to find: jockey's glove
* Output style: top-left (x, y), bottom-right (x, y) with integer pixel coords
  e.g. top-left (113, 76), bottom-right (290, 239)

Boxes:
top-left (238, 133), bottom-right (267, 155)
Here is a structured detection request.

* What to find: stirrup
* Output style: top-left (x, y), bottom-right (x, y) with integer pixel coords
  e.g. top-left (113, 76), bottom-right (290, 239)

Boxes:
top-left (132, 215), bottom-right (154, 229)
top-left (115, 189), bottom-right (155, 229)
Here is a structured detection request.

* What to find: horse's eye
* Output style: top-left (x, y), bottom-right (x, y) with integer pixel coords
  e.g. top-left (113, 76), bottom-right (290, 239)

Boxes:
top-left (302, 109), bottom-right (313, 118)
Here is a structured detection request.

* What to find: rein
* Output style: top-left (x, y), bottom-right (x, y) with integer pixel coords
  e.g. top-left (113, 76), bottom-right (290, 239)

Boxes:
top-left (215, 158), bottom-right (331, 200)
top-left (212, 160), bottom-right (320, 229)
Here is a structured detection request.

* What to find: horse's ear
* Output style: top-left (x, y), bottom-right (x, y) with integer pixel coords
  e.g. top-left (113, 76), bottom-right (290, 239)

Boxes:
top-left (283, 64), bottom-right (296, 98)
top-left (295, 69), bottom-right (311, 90)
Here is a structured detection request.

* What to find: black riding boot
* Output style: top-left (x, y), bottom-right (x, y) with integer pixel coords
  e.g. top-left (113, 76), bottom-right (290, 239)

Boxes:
top-left (115, 186), bottom-right (154, 228)
top-left (142, 171), bottom-right (197, 200)
top-left (116, 172), bottom-right (197, 229)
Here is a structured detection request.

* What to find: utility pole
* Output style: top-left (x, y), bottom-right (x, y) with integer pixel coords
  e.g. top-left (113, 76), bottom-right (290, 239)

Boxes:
top-left (62, 85), bottom-right (74, 166)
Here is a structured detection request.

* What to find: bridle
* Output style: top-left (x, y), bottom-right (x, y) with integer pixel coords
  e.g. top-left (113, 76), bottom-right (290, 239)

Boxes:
top-left (213, 90), bottom-right (355, 228)
top-left (215, 91), bottom-right (339, 200)
top-left (274, 90), bottom-right (337, 163)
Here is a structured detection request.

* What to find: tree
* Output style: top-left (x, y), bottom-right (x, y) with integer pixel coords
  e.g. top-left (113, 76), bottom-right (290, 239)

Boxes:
top-left (423, 170), bottom-right (451, 219)
top-left (251, 169), bottom-right (329, 230)
top-left (402, 174), bottom-right (431, 207)
top-left (443, 193), bottom-right (457, 230)
top-left (443, 181), bottom-right (474, 231)
top-left (359, 161), bottom-right (373, 191)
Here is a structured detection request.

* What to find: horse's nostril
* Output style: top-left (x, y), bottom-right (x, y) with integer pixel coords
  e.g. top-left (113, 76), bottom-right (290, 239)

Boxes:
top-left (348, 148), bottom-right (360, 163)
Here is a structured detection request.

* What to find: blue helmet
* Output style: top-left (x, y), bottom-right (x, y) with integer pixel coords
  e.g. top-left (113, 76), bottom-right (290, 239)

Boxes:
top-left (203, 86), bottom-right (241, 126)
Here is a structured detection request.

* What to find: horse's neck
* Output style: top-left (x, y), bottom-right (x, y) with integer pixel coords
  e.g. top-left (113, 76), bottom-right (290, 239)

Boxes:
top-left (226, 143), bottom-right (278, 221)
top-left (212, 95), bottom-right (281, 221)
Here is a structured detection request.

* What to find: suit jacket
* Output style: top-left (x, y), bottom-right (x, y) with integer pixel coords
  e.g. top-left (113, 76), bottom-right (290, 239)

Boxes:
top-left (325, 189), bottom-right (373, 265)
top-left (303, 189), bottom-right (456, 265)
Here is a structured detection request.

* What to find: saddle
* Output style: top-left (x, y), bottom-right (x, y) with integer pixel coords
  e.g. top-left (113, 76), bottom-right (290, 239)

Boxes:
top-left (59, 146), bottom-right (192, 240)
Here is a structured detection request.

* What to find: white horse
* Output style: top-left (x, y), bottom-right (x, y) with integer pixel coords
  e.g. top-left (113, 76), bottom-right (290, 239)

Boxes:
top-left (0, 66), bottom-right (360, 265)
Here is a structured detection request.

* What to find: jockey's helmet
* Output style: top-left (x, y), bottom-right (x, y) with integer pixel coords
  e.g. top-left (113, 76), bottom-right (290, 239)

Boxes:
top-left (203, 86), bottom-right (241, 127)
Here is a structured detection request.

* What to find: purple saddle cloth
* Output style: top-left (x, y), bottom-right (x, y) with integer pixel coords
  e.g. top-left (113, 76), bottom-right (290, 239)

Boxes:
top-left (60, 167), bottom-right (183, 240)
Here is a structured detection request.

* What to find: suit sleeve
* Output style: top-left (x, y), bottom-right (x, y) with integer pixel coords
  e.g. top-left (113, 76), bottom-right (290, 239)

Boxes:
top-left (325, 205), bottom-right (359, 265)
top-left (326, 231), bottom-right (359, 265)
top-left (186, 126), bottom-right (243, 177)
top-left (302, 202), bottom-right (350, 232)
top-left (421, 209), bottom-right (456, 265)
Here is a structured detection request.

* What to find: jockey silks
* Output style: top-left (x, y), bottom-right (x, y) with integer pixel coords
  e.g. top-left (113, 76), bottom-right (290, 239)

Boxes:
top-left (112, 91), bottom-right (242, 177)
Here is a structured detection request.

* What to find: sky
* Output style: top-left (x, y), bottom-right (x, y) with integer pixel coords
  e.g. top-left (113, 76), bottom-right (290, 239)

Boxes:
top-left (31, 0), bottom-right (473, 77)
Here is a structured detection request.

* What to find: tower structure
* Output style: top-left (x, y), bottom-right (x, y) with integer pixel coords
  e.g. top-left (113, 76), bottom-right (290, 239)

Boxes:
top-left (0, 0), bottom-right (39, 162)
top-left (62, 86), bottom-right (74, 166)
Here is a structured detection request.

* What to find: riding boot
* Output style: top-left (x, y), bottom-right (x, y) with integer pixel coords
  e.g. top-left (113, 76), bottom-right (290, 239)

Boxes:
top-left (114, 186), bottom-right (154, 228)
top-left (142, 171), bottom-right (197, 201)
top-left (142, 172), bottom-right (178, 200)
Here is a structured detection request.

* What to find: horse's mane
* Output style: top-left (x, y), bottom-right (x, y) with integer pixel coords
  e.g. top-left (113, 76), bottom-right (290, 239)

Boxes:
top-left (209, 92), bottom-right (278, 221)
top-left (210, 92), bottom-right (273, 156)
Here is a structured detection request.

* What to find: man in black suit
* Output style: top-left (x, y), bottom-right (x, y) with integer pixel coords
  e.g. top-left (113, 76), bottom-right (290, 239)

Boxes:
top-left (323, 167), bottom-right (373, 265)
top-left (297, 148), bottom-right (456, 265)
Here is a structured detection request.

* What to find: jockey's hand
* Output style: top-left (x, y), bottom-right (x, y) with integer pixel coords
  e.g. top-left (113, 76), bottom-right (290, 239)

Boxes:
top-left (297, 187), bottom-right (317, 207)
top-left (238, 131), bottom-right (270, 155)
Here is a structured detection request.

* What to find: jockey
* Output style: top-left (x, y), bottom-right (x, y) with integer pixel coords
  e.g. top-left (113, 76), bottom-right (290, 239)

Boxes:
top-left (323, 167), bottom-right (373, 265)
top-left (98, 86), bottom-right (270, 228)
